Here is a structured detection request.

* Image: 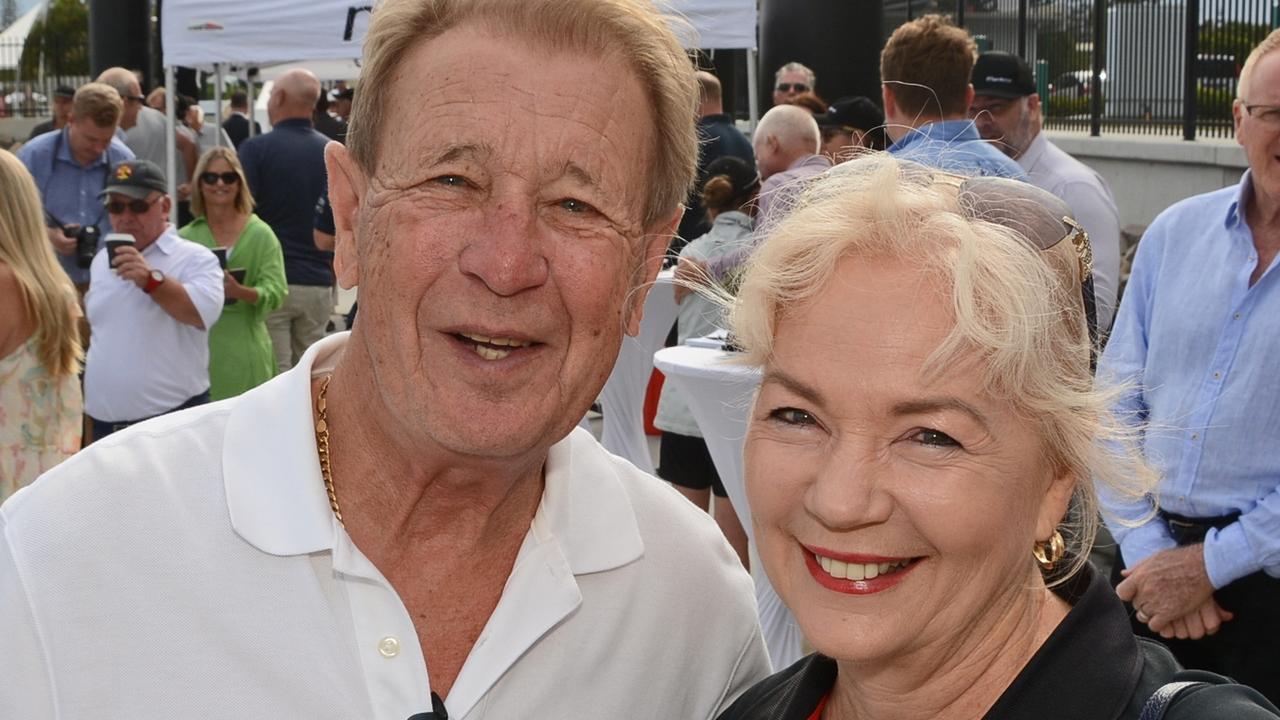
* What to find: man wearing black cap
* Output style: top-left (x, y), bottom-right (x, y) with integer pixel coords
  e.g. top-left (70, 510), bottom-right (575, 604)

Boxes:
top-left (815, 96), bottom-right (886, 161)
top-left (83, 159), bottom-right (225, 441)
top-left (970, 50), bottom-right (1121, 330)
top-left (27, 85), bottom-right (76, 140)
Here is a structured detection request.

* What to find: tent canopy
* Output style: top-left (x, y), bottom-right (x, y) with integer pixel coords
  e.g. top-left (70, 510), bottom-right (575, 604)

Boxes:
top-left (160, 0), bottom-right (756, 69)
top-left (0, 4), bottom-right (44, 72)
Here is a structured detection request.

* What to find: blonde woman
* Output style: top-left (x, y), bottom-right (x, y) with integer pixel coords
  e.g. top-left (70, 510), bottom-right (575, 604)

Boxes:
top-left (715, 155), bottom-right (1278, 719)
top-left (0, 150), bottom-right (83, 501)
top-left (179, 147), bottom-right (286, 400)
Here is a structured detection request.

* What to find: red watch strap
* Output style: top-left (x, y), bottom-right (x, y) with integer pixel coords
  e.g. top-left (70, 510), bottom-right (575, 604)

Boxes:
top-left (143, 271), bottom-right (164, 294)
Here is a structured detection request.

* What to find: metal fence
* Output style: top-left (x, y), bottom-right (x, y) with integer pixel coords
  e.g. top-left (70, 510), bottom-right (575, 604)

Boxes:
top-left (0, 37), bottom-right (91, 119)
top-left (885, 0), bottom-right (1278, 139)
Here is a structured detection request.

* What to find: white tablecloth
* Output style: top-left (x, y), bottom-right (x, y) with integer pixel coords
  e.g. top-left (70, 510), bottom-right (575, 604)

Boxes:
top-left (653, 344), bottom-right (805, 671)
top-left (598, 271), bottom-right (678, 475)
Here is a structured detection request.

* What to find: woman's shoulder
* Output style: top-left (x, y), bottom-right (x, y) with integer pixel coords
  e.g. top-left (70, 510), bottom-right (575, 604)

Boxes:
top-left (243, 214), bottom-right (281, 243)
top-left (178, 217), bottom-right (211, 243)
top-left (716, 654), bottom-right (835, 720)
top-left (1123, 639), bottom-right (1280, 719)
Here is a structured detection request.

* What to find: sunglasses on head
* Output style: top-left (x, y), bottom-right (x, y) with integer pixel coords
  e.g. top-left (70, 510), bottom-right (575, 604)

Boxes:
top-left (104, 195), bottom-right (161, 215)
top-left (776, 82), bottom-right (809, 93)
top-left (946, 173), bottom-right (1100, 365)
top-left (200, 171), bottom-right (240, 185)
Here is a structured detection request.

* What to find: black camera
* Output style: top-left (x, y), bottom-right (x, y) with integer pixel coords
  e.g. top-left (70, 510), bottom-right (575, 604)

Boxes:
top-left (71, 224), bottom-right (101, 269)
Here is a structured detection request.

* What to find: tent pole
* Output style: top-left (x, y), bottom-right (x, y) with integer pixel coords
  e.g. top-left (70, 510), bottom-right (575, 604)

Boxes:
top-left (215, 63), bottom-right (225, 146)
top-left (746, 48), bottom-right (759, 134)
top-left (165, 65), bottom-right (178, 227)
top-left (246, 68), bottom-right (256, 138)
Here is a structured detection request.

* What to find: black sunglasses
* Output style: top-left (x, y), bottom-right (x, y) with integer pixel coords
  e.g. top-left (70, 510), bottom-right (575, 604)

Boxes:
top-left (952, 174), bottom-right (1100, 364)
top-left (200, 171), bottom-right (240, 185)
top-left (775, 82), bottom-right (809, 93)
top-left (104, 196), bottom-right (161, 215)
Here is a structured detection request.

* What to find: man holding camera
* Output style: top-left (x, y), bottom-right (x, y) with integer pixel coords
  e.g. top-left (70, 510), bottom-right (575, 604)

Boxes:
top-left (17, 82), bottom-right (134, 291)
top-left (83, 159), bottom-right (224, 441)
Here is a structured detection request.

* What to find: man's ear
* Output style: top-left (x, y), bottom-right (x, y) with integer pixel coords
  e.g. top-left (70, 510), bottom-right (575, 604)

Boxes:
top-left (624, 206), bottom-right (683, 336)
top-left (325, 142), bottom-right (365, 290)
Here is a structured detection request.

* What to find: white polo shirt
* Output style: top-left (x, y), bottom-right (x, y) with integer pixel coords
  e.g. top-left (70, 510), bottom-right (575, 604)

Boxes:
top-left (84, 225), bottom-right (224, 421)
top-left (1020, 132), bottom-right (1122, 331)
top-left (1, 333), bottom-right (771, 719)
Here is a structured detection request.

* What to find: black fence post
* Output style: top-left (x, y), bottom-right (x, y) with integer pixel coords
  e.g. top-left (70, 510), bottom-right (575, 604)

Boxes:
top-left (1182, 0), bottom-right (1200, 141)
top-left (958, 0), bottom-right (966, 28)
top-left (1091, 0), bottom-right (1105, 136)
top-left (907, 0), bottom-right (914, 21)
top-left (1017, 0), bottom-right (1028, 58)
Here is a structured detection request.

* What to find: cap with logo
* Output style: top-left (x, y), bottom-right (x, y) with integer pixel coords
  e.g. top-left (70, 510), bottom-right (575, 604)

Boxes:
top-left (99, 159), bottom-right (169, 201)
top-left (814, 96), bottom-right (884, 131)
top-left (972, 51), bottom-right (1037, 99)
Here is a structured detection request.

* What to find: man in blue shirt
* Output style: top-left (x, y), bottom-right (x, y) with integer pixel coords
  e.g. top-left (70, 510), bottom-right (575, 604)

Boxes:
top-left (239, 68), bottom-right (333, 372)
top-left (1099, 29), bottom-right (1280, 704)
top-left (17, 82), bottom-right (134, 289)
top-left (880, 15), bottom-right (1024, 180)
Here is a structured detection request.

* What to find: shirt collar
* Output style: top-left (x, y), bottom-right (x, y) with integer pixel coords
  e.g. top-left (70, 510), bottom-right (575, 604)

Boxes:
top-left (1226, 169), bottom-right (1255, 229)
top-left (222, 331), bottom-right (645, 574)
top-left (147, 225), bottom-right (180, 256)
top-left (889, 119), bottom-right (982, 152)
top-left (786, 153), bottom-right (832, 172)
top-left (1017, 131), bottom-right (1048, 171)
top-left (274, 117), bottom-right (314, 130)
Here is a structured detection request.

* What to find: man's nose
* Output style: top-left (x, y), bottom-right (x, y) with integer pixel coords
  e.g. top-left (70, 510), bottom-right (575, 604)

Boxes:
top-left (457, 202), bottom-right (550, 297)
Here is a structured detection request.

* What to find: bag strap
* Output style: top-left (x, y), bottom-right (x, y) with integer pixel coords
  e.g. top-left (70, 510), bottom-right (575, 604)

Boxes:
top-left (1140, 681), bottom-right (1209, 720)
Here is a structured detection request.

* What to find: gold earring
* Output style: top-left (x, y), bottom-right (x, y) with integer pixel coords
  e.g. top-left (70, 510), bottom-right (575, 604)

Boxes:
top-left (1033, 530), bottom-right (1066, 571)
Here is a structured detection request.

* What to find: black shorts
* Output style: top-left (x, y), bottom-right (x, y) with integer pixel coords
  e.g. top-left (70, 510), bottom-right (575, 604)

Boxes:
top-left (657, 431), bottom-right (726, 497)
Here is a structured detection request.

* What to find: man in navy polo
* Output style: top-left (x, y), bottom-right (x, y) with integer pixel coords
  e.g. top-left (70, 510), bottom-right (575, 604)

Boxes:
top-left (239, 69), bottom-right (333, 372)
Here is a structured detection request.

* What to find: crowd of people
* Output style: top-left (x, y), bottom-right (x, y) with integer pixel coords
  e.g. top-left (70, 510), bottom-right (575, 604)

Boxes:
top-left (1, 0), bottom-right (1279, 718)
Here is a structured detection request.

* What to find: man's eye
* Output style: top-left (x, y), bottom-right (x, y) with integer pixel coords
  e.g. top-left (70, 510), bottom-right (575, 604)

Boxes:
top-left (434, 175), bottom-right (468, 187)
top-left (914, 428), bottom-right (961, 448)
top-left (768, 407), bottom-right (817, 426)
top-left (558, 198), bottom-right (594, 214)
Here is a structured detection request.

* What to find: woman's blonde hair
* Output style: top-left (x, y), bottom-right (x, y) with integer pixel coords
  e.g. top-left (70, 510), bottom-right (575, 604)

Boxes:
top-left (0, 150), bottom-right (82, 377)
top-left (190, 146), bottom-right (254, 218)
top-left (728, 154), bottom-right (1156, 583)
top-left (346, 0), bottom-right (698, 229)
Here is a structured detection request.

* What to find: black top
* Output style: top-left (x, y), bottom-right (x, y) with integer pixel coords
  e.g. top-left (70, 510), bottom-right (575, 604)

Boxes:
top-left (222, 113), bottom-right (262, 150)
top-left (238, 117), bottom-right (333, 286)
top-left (28, 118), bottom-right (56, 140)
top-left (675, 113), bottom-right (756, 248)
top-left (717, 566), bottom-right (1279, 720)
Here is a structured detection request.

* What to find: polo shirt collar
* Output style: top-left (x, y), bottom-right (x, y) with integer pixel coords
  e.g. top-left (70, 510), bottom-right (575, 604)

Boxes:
top-left (221, 332), bottom-right (645, 574)
top-left (274, 117), bottom-right (314, 130)
top-left (889, 118), bottom-right (981, 153)
top-left (148, 226), bottom-right (180, 256)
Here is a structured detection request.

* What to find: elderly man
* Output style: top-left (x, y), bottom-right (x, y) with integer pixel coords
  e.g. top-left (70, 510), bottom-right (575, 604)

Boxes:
top-left (27, 84), bottom-right (75, 140)
top-left (82, 159), bottom-right (224, 441)
top-left (969, 51), bottom-right (1122, 330)
top-left (1098, 29), bottom-right (1280, 705)
top-left (97, 67), bottom-right (199, 203)
top-left (17, 82), bottom-right (134, 290)
top-left (0, 1), bottom-right (769, 718)
top-left (240, 69), bottom-right (334, 372)
top-left (881, 15), bottom-right (1024, 179)
top-left (772, 61), bottom-right (816, 107)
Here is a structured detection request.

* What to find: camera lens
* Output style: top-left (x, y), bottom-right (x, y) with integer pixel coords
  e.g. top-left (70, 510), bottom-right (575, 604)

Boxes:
top-left (75, 226), bottom-right (100, 269)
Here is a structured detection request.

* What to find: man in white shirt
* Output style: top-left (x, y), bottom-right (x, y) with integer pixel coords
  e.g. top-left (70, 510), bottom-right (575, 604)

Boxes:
top-left (82, 159), bottom-right (224, 440)
top-left (0, 2), bottom-right (770, 718)
top-left (969, 51), bottom-right (1123, 331)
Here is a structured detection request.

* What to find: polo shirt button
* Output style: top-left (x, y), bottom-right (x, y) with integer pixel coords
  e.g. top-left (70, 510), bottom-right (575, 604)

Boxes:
top-left (378, 636), bottom-right (400, 658)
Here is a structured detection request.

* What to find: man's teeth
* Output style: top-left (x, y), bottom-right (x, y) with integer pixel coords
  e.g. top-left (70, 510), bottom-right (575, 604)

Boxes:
top-left (474, 345), bottom-right (510, 361)
top-left (459, 332), bottom-right (532, 361)
top-left (816, 554), bottom-right (910, 581)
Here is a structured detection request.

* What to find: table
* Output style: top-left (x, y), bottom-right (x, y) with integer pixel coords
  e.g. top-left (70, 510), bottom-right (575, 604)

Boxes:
top-left (653, 344), bottom-right (805, 671)
top-left (598, 270), bottom-right (677, 475)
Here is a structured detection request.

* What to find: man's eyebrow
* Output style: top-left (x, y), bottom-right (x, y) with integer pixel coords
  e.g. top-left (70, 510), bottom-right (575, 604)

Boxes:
top-left (425, 143), bottom-right (488, 166)
top-left (560, 161), bottom-right (600, 189)
top-left (760, 368), bottom-right (826, 407)
top-left (890, 397), bottom-right (990, 431)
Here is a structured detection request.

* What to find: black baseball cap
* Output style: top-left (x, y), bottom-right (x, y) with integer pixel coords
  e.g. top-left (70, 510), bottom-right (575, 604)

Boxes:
top-left (972, 51), bottom-right (1037, 99)
top-left (815, 96), bottom-right (884, 131)
top-left (53, 85), bottom-right (76, 99)
top-left (99, 160), bottom-right (168, 200)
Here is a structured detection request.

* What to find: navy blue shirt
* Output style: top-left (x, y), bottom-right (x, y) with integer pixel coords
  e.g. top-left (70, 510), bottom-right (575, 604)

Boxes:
top-left (677, 114), bottom-right (756, 245)
top-left (239, 118), bottom-right (332, 286)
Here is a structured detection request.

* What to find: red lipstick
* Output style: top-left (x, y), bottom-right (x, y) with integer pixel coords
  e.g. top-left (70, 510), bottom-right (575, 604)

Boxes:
top-left (802, 544), bottom-right (922, 595)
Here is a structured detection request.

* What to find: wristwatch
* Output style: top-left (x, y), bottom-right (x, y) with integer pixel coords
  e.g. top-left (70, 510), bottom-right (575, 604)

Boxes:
top-left (143, 269), bottom-right (165, 294)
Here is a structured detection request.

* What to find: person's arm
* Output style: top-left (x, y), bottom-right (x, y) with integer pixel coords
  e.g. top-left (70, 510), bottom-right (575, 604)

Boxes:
top-left (1059, 179), bottom-right (1122, 333)
top-left (239, 140), bottom-right (262, 199)
top-left (241, 222), bottom-right (289, 317)
top-left (1094, 218), bottom-right (1179, 568)
top-left (111, 244), bottom-right (223, 329)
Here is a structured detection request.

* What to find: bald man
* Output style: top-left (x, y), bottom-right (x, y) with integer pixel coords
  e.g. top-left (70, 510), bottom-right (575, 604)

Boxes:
top-left (239, 69), bottom-right (335, 371)
top-left (675, 70), bottom-right (755, 247)
top-left (97, 67), bottom-right (199, 204)
top-left (751, 104), bottom-right (831, 231)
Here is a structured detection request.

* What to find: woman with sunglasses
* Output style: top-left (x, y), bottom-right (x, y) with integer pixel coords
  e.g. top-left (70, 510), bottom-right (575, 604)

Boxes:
top-left (0, 149), bottom-right (83, 501)
top-left (712, 155), bottom-right (1279, 719)
top-left (178, 147), bottom-right (286, 400)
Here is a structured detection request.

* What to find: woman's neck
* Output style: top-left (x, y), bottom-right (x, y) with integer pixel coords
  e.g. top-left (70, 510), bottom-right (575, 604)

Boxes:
top-left (206, 203), bottom-right (244, 230)
top-left (825, 578), bottom-right (1069, 720)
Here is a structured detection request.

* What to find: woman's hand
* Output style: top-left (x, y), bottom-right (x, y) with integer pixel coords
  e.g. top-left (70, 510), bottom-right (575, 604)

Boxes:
top-left (223, 270), bottom-right (257, 303)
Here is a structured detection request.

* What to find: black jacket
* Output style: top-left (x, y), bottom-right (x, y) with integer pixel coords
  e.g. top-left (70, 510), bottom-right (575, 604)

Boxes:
top-left (717, 567), bottom-right (1279, 720)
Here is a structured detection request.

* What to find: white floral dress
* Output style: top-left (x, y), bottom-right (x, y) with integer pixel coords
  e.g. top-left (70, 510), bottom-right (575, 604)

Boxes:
top-left (0, 339), bottom-right (82, 502)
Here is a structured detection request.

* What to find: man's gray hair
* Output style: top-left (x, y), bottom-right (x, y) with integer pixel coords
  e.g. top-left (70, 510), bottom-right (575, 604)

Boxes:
top-left (774, 61), bottom-right (816, 89)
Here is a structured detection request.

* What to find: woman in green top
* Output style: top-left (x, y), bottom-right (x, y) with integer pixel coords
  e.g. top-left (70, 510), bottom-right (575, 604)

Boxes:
top-left (179, 147), bottom-right (287, 400)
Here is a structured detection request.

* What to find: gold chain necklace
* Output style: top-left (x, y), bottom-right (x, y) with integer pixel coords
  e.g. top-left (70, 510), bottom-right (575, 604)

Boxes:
top-left (315, 375), bottom-right (343, 527)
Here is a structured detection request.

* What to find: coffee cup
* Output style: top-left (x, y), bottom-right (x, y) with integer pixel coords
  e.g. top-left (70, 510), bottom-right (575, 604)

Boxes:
top-left (104, 233), bottom-right (135, 268)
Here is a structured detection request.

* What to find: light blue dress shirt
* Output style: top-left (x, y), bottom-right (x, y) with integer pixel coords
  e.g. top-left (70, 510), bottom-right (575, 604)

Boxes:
top-left (1097, 171), bottom-right (1280, 589)
top-left (16, 127), bottom-right (134, 285)
top-left (888, 119), bottom-right (1027, 179)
